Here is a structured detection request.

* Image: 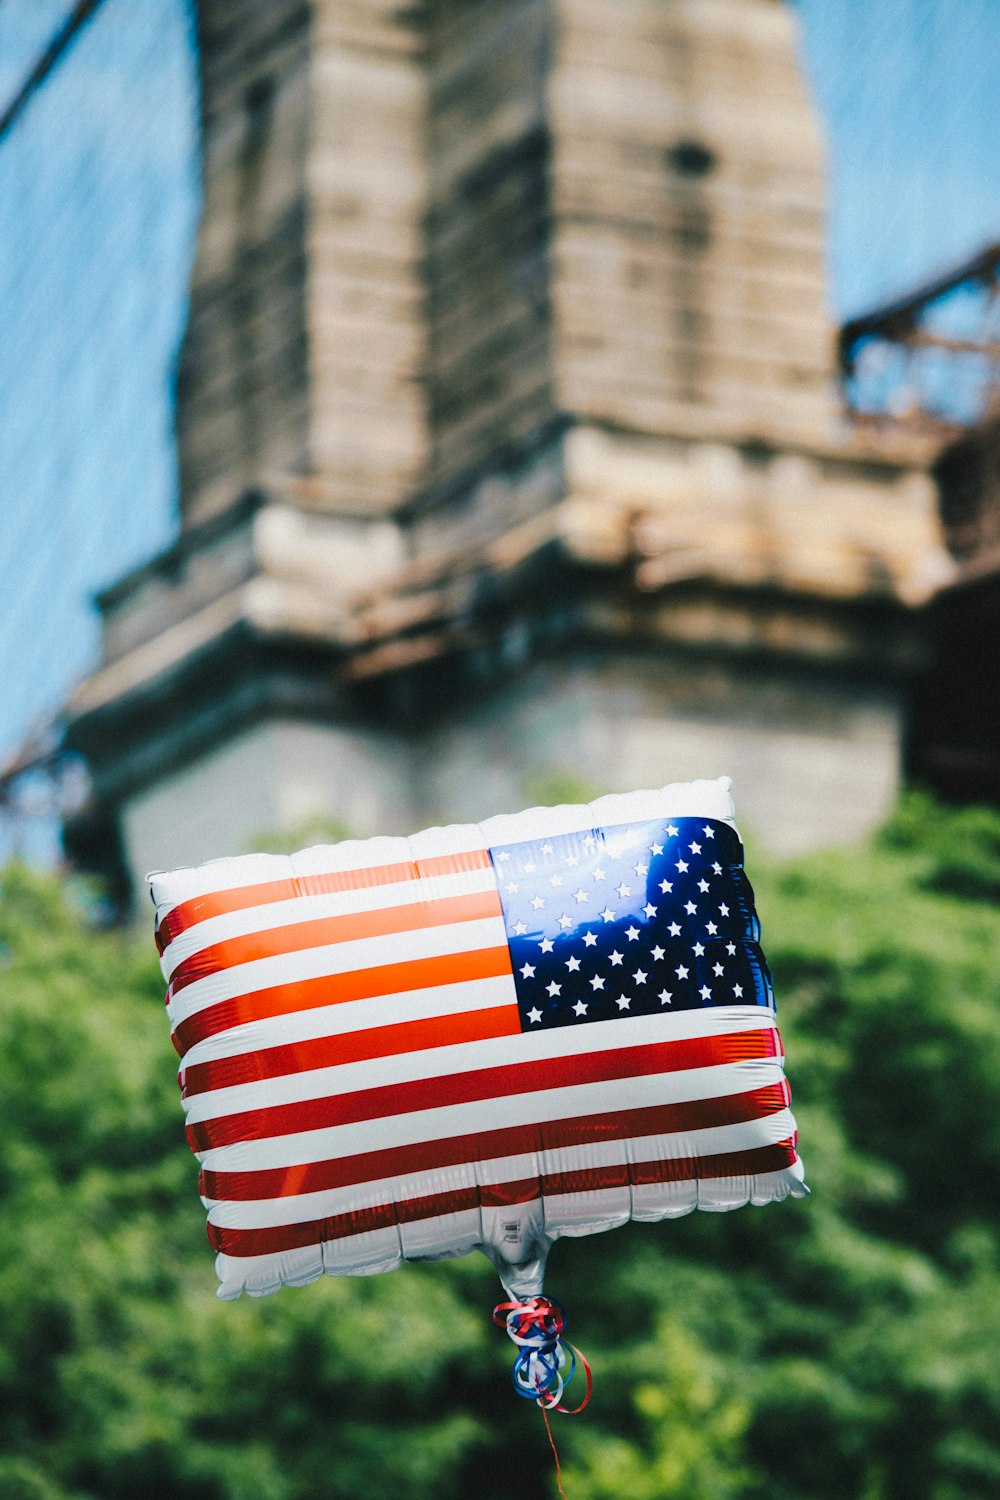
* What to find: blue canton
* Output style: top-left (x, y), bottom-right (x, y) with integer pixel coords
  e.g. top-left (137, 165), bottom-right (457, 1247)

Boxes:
top-left (489, 816), bottom-right (772, 1032)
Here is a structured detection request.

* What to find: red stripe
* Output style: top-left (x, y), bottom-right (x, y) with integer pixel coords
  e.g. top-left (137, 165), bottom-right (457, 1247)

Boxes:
top-left (208, 1139), bottom-right (800, 1255)
top-left (187, 1027), bottom-right (781, 1153)
top-left (156, 848), bottom-right (494, 952)
top-left (201, 1082), bottom-right (791, 1202)
top-left (167, 888), bottom-right (503, 994)
top-left (171, 944), bottom-right (515, 1058)
top-left (181, 1002), bottom-right (523, 1098)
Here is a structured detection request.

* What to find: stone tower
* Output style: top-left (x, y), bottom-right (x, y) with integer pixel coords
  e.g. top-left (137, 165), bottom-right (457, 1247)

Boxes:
top-left (64, 0), bottom-right (946, 907)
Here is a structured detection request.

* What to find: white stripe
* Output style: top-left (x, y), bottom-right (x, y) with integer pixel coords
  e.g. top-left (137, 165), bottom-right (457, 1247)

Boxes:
top-left (168, 914), bottom-right (509, 1028)
top-left (179, 986), bottom-right (757, 1077)
top-left (160, 867), bottom-right (499, 982)
top-left (182, 1008), bottom-right (779, 1125)
top-left (204, 1109), bottom-right (798, 1227)
top-left (149, 834), bottom-right (448, 916)
top-left (544, 1160), bottom-right (805, 1228)
top-left (197, 1049), bottom-right (788, 1171)
top-left (179, 973), bottom-right (520, 1076)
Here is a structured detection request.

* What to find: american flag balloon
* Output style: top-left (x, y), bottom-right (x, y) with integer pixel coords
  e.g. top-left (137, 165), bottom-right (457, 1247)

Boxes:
top-left (151, 777), bottom-right (806, 1405)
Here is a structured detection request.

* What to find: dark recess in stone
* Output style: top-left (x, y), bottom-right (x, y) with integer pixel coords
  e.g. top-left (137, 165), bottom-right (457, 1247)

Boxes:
top-left (667, 139), bottom-right (717, 177)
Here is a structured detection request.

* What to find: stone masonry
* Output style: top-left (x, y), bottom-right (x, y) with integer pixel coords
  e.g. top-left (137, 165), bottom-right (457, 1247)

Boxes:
top-left (63, 0), bottom-right (950, 909)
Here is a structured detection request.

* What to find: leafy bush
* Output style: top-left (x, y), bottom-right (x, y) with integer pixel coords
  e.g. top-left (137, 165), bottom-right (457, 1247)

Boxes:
top-left (2, 796), bottom-right (1000, 1498)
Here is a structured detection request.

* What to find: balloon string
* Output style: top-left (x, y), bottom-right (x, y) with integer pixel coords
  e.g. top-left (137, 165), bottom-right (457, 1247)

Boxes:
top-left (540, 1396), bottom-right (569, 1500)
top-left (493, 1295), bottom-right (592, 1413)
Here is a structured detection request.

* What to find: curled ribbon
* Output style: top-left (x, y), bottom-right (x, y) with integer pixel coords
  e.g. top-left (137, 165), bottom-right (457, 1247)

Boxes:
top-left (493, 1295), bottom-right (592, 1413)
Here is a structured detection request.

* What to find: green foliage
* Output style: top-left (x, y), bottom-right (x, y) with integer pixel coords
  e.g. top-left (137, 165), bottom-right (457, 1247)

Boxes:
top-left (879, 790), bottom-right (1000, 902)
top-left (3, 797), bottom-right (1000, 1498)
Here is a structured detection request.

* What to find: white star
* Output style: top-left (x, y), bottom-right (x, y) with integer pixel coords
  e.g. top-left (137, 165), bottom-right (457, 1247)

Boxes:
top-left (592, 866), bottom-right (606, 881)
top-left (558, 914), bottom-right (573, 930)
top-left (712, 862), bottom-right (722, 875)
top-left (659, 879), bottom-right (673, 894)
top-left (573, 888), bottom-right (589, 904)
top-left (703, 825), bottom-right (715, 839)
top-left (540, 843), bottom-right (554, 855)
top-left (713, 962), bottom-right (724, 976)
top-left (700, 984), bottom-right (712, 1000)
top-left (633, 968), bottom-right (647, 984)
top-left (668, 922), bottom-right (682, 937)
top-left (505, 881), bottom-right (520, 894)
top-left (690, 841), bottom-right (702, 854)
top-left (643, 902), bottom-right (657, 918)
top-left (600, 907), bottom-right (616, 923)
top-left (651, 945), bottom-right (665, 961)
top-left (616, 994), bottom-right (631, 1010)
top-left (530, 895), bottom-right (546, 910)
top-left (609, 950), bottom-right (624, 966)
top-left (693, 942), bottom-right (705, 956)
top-left (546, 981), bottom-right (561, 997)
top-left (698, 879), bottom-right (709, 893)
top-left (625, 925), bottom-right (640, 941)
top-left (572, 999), bottom-right (588, 1016)
top-left (549, 874), bottom-right (564, 888)
top-left (726, 941), bottom-right (736, 955)
top-left (632, 862), bottom-right (649, 878)
top-left (539, 937), bottom-right (554, 953)
top-left (719, 903), bottom-right (730, 916)
top-left (706, 921), bottom-right (718, 935)
top-left (527, 1007), bottom-right (542, 1023)
top-left (565, 852), bottom-right (580, 867)
top-left (676, 859), bottom-right (689, 873)
top-left (520, 962), bottom-right (536, 978)
top-left (566, 955), bottom-right (581, 972)
top-left (582, 931), bottom-right (598, 947)
top-left (733, 984), bottom-right (744, 998)
top-left (684, 901), bottom-right (697, 915)
top-left (676, 964), bottom-right (689, 979)
top-left (582, 834), bottom-right (596, 850)
top-left (524, 861), bottom-right (537, 874)
top-left (666, 824), bottom-right (679, 837)
top-left (659, 989), bottom-right (673, 1004)
top-left (512, 920), bottom-right (528, 936)
top-left (650, 842), bottom-right (664, 857)
top-left (615, 882), bottom-right (632, 899)
top-left (590, 975), bottom-right (605, 991)
top-left (496, 851), bottom-right (511, 863)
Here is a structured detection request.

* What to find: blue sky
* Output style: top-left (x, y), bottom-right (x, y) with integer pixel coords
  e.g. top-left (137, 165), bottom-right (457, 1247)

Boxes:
top-left (796, 0), bottom-right (1000, 315)
top-left (0, 0), bottom-right (998, 786)
top-left (0, 0), bottom-right (199, 768)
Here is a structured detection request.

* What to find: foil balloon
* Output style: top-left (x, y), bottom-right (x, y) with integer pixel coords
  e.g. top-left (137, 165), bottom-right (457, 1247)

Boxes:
top-left (151, 776), bottom-right (806, 1410)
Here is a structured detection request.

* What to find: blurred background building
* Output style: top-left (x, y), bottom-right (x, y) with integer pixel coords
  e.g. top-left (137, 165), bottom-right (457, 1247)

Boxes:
top-left (2, 0), bottom-right (999, 912)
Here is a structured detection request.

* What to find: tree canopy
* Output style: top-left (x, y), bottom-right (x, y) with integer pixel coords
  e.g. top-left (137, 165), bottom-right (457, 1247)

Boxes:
top-left (2, 793), bottom-right (1000, 1499)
